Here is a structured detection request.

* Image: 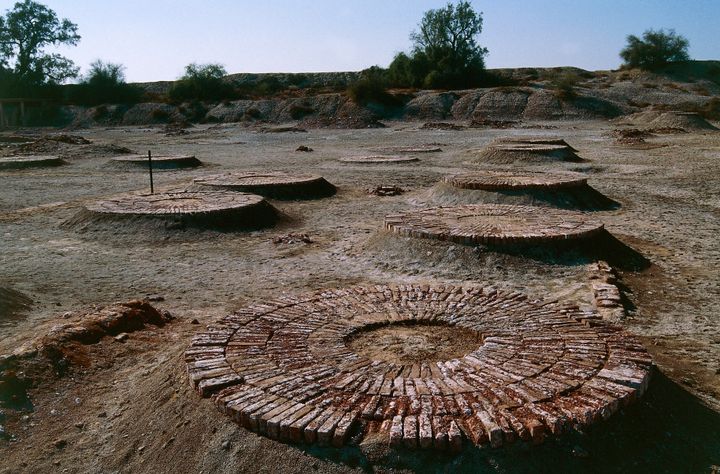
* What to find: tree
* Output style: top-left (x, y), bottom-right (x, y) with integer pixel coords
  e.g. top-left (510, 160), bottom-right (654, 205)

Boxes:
top-left (0, 0), bottom-right (80, 85)
top-left (168, 63), bottom-right (235, 102)
top-left (385, 1), bottom-right (489, 89)
top-left (68, 60), bottom-right (142, 105)
top-left (620, 29), bottom-right (690, 70)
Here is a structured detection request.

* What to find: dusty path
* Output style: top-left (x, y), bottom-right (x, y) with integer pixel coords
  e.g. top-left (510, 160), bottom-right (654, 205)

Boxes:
top-left (1, 121), bottom-right (719, 472)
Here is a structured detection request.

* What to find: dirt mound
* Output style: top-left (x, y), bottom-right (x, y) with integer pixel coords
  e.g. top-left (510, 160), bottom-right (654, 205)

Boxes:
top-left (404, 92), bottom-right (458, 120)
top-left (420, 122), bottom-right (465, 131)
top-left (611, 128), bottom-right (656, 146)
top-left (472, 143), bottom-right (584, 164)
top-left (647, 112), bottom-right (718, 132)
top-left (121, 103), bottom-right (184, 125)
top-left (0, 301), bottom-right (172, 413)
top-left (0, 287), bottom-right (32, 321)
top-left (472, 89), bottom-right (530, 122)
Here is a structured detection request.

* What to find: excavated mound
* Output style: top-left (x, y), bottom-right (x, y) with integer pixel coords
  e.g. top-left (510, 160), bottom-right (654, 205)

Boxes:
top-left (432, 172), bottom-right (619, 211)
top-left (108, 154), bottom-right (202, 170)
top-left (473, 144), bottom-right (584, 164)
top-left (0, 287), bottom-right (32, 320)
top-left (339, 155), bottom-right (419, 164)
top-left (0, 155), bottom-right (66, 170)
top-left (193, 172), bottom-right (336, 199)
top-left (186, 284), bottom-right (652, 450)
top-left (492, 136), bottom-right (579, 152)
top-left (385, 204), bottom-right (603, 246)
top-left (646, 112), bottom-right (718, 132)
top-left (64, 191), bottom-right (277, 232)
top-left (0, 135), bottom-right (35, 145)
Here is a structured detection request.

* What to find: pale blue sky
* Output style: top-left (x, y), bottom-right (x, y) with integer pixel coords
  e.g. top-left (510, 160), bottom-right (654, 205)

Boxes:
top-left (2, 0), bottom-right (718, 82)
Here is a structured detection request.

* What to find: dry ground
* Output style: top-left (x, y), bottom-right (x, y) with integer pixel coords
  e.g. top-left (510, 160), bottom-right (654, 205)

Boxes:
top-left (1, 120), bottom-right (719, 473)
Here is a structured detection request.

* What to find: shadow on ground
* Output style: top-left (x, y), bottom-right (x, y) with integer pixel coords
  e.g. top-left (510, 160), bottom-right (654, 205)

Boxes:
top-left (303, 370), bottom-right (720, 473)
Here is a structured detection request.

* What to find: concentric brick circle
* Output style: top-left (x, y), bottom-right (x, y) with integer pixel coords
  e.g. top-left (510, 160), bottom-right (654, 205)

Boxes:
top-left (67, 191), bottom-right (276, 231)
top-left (493, 137), bottom-right (578, 152)
top-left (109, 154), bottom-right (201, 169)
top-left (339, 155), bottom-right (419, 164)
top-left (371, 145), bottom-right (443, 154)
top-left (193, 172), bottom-right (336, 199)
top-left (473, 144), bottom-right (583, 164)
top-left (443, 172), bottom-right (587, 191)
top-left (186, 284), bottom-right (652, 449)
top-left (0, 155), bottom-right (65, 170)
top-left (385, 204), bottom-right (603, 245)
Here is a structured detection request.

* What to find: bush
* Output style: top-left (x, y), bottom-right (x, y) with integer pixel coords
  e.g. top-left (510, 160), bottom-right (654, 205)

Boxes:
top-left (169, 63), bottom-right (236, 102)
top-left (289, 103), bottom-right (314, 119)
top-left (550, 72), bottom-right (581, 99)
top-left (620, 29), bottom-right (690, 70)
top-left (67, 60), bottom-right (142, 105)
top-left (347, 67), bottom-right (401, 107)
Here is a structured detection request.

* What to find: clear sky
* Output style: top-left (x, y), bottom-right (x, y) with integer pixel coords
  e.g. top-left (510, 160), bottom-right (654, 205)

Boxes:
top-left (2, 0), bottom-right (718, 82)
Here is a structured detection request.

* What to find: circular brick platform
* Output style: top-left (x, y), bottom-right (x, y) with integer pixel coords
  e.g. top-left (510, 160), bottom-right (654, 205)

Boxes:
top-left (372, 145), bottom-right (443, 154)
top-left (443, 172), bottom-right (587, 191)
top-left (385, 204), bottom-right (603, 245)
top-left (67, 191), bottom-right (276, 231)
top-left (339, 155), bottom-right (419, 164)
top-left (0, 155), bottom-right (66, 170)
top-left (493, 137), bottom-right (578, 152)
top-left (473, 144), bottom-right (584, 164)
top-left (193, 172), bottom-right (336, 199)
top-left (186, 284), bottom-right (652, 449)
top-left (109, 154), bottom-right (202, 170)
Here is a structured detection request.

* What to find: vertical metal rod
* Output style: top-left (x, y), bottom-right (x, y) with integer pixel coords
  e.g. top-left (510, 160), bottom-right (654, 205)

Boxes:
top-left (148, 150), bottom-right (154, 194)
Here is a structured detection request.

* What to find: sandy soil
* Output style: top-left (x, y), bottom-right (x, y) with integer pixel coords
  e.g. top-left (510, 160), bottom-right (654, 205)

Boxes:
top-left (1, 120), bottom-right (719, 472)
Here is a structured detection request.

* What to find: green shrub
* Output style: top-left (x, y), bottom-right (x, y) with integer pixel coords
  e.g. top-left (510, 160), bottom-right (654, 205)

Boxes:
top-left (244, 107), bottom-right (261, 119)
top-left (68, 60), bottom-right (142, 105)
top-left (289, 103), bottom-right (314, 119)
top-left (150, 108), bottom-right (170, 121)
top-left (169, 63), bottom-right (236, 102)
top-left (347, 67), bottom-right (402, 107)
top-left (620, 29), bottom-right (690, 70)
top-left (551, 72), bottom-right (581, 99)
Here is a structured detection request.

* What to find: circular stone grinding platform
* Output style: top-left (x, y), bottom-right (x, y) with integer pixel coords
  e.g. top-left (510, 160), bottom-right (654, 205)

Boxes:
top-left (186, 284), bottom-right (652, 449)
top-left (109, 154), bottom-right (202, 170)
top-left (385, 204), bottom-right (603, 245)
top-left (339, 155), bottom-right (419, 164)
top-left (69, 191), bottom-right (276, 231)
top-left (193, 172), bottom-right (336, 199)
top-left (443, 172), bottom-right (587, 191)
top-left (0, 155), bottom-right (65, 170)
top-left (474, 144), bottom-right (583, 164)
top-left (493, 137), bottom-right (578, 152)
top-left (373, 145), bottom-right (443, 154)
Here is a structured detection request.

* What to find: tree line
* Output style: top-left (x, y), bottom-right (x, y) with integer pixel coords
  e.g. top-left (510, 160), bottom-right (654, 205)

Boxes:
top-left (0, 0), bottom-right (697, 105)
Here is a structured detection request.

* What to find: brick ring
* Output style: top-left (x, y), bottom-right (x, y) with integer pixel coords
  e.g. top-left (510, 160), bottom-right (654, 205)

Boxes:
top-left (186, 284), bottom-right (651, 450)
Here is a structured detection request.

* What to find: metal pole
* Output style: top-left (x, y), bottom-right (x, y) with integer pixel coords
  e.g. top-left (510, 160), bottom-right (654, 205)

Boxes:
top-left (148, 150), bottom-right (154, 194)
